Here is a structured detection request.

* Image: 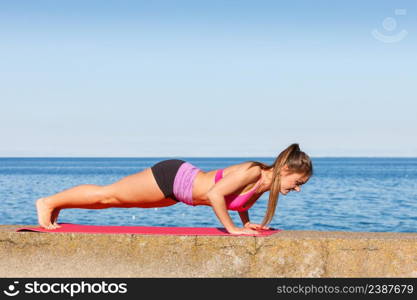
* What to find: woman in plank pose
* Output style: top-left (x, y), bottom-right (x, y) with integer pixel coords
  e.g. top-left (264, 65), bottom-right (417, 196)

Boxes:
top-left (36, 143), bottom-right (313, 235)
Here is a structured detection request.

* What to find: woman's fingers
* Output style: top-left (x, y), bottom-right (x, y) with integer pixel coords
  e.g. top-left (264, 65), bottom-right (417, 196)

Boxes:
top-left (245, 223), bottom-right (271, 231)
top-left (252, 224), bottom-right (269, 230)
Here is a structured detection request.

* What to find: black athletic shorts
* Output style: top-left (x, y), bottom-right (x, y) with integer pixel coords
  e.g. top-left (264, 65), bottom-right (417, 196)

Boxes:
top-left (150, 159), bottom-right (185, 201)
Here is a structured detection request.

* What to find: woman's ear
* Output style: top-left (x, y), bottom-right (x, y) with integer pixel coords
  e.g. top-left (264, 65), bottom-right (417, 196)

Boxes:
top-left (279, 165), bottom-right (289, 175)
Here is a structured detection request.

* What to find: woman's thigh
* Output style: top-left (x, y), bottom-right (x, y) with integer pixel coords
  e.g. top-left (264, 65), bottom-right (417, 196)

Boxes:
top-left (106, 168), bottom-right (171, 205)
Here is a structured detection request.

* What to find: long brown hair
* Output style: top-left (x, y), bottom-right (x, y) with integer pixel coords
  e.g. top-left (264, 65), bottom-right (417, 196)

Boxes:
top-left (247, 143), bottom-right (313, 227)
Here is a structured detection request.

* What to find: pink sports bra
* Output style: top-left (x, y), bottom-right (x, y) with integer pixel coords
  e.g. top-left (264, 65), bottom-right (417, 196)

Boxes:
top-left (214, 169), bottom-right (261, 212)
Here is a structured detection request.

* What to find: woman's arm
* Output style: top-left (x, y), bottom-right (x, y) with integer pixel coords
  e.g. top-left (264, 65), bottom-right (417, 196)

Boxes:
top-left (206, 164), bottom-right (262, 235)
top-left (238, 211), bottom-right (250, 226)
top-left (207, 193), bottom-right (258, 234)
top-left (238, 210), bottom-right (270, 230)
top-left (207, 193), bottom-right (240, 233)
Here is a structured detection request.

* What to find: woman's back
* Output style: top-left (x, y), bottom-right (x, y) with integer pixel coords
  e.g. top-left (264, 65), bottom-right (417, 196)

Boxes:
top-left (191, 162), bottom-right (261, 205)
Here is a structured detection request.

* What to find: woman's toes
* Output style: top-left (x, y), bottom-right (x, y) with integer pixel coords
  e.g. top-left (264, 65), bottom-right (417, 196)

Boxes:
top-left (45, 224), bottom-right (56, 230)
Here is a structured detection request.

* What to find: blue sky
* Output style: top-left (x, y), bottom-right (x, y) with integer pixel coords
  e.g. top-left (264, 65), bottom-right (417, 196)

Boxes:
top-left (0, 0), bottom-right (416, 157)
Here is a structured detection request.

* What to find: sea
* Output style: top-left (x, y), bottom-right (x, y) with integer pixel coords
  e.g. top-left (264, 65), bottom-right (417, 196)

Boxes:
top-left (0, 157), bottom-right (416, 232)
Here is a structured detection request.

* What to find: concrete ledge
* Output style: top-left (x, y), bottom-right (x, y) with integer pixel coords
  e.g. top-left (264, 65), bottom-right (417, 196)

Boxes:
top-left (1, 225), bottom-right (417, 277)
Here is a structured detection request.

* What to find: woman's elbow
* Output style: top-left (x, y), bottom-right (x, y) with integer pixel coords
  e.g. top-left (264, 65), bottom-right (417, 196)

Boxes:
top-left (206, 191), bottom-right (215, 201)
top-left (206, 192), bottom-right (222, 203)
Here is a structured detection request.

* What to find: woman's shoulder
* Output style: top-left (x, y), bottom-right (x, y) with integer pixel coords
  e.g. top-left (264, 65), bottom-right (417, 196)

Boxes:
top-left (223, 162), bottom-right (262, 178)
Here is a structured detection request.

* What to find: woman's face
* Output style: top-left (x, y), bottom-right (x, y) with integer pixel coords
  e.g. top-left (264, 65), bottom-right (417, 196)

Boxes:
top-left (280, 168), bottom-right (310, 195)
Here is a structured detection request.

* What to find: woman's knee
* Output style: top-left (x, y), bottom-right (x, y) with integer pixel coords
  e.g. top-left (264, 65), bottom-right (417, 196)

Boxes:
top-left (95, 186), bottom-right (121, 205)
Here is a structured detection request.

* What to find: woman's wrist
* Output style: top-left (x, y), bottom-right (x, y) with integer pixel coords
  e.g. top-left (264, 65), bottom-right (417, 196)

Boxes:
top-left (226, 225), bottom-right (241, 233)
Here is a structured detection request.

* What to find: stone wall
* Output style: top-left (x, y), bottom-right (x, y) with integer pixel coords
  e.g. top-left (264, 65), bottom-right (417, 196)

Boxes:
top-left (1, 225), bottom-right (416, 277)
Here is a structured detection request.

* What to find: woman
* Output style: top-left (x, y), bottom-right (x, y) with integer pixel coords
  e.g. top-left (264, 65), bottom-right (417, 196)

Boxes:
top-left (36, 143), bottom-right (313, 235)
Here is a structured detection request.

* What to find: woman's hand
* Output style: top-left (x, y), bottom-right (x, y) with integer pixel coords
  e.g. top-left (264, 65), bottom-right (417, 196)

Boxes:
top-left (227, 227), bottom-right (261, 235)
top-left (244, 222), bottom-right (270, 231)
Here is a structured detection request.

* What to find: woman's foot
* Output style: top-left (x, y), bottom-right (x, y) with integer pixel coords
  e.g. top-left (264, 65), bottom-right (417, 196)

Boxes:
top-left (36, 198), bottom-right (58, 230)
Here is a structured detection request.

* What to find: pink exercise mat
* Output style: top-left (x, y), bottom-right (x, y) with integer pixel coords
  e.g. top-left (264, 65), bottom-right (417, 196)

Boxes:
top-left (16, 223), bottom-right (281, 236)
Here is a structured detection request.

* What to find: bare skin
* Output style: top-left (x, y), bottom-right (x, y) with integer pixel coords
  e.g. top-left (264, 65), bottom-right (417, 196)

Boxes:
top-left (36, 162), bottom-right (309, 234)
top-left (206, 164), bottom-right (309, 235)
